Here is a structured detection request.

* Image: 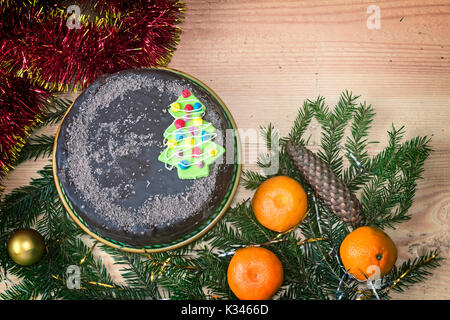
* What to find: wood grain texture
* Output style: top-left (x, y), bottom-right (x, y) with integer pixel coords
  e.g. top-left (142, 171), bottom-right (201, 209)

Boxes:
top-left (2, 0), bottom-right (450, 299)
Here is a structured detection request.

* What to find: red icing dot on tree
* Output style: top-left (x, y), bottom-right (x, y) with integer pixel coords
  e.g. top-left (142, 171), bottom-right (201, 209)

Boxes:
top-left (192, 147), bottom-right (202, 158)
top-left (182, 89), bottom-right (191, 98)
top-left (174, 119), bottom-right (185, 129)
top-left (184, 104), bottom-right (193, 111)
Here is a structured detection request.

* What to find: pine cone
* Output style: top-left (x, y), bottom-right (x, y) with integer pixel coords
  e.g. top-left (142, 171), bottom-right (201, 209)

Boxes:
top-left (285, 142), bottom-right (363, 224)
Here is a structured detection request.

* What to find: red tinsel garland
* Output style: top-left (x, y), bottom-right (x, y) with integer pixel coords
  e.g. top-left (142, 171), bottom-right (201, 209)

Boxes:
top-left (1, 0), bottom-right (184, 91)
top-left (0, 0), bottom-right (184, 185)
top-left (0, 69), bottom-right (49, 178)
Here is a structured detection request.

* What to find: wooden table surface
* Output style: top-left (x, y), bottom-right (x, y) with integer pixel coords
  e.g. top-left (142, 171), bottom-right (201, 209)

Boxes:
top-left (2, 0), bottom-right (450, 299)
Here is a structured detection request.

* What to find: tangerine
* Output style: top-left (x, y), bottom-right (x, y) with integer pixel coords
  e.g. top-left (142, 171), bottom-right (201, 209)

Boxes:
top-left (252, 176), bottom-right (308, 232)
top-left (339, 226), bottom-right (398, 281)
top-left (227, 247), bottom-right (283, 300)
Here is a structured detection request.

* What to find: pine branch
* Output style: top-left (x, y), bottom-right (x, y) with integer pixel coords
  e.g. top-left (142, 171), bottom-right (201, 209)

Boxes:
top-left (259, 123), bottom-right (278, 152)
top-left (299, 198), bottom-right (354, 298)
top-left (342, 102), bottom-right (376, 192)
top-left (280, 100), bottom-right (314, 147)
top-left (0, 278), bottom-right (36, 300)
top-left (37, 97), bottom-right (72, 128)
top-left (4, 97), bottom-right (69, 172)
top-left (0, 164), bottom-right (57, 233)
top-left (206, 201), bottom-right (277, 249)
top-left (14, 134), bottom-right (55, 165)
top-left (149, 247), bottom-right (208, 300)
top-left (386, 250), bottom-right (442, 294)
top-left (255, 123), bottom-right (281, 176)
top-left (361, 128), bottom-right (432, 229)
top-left (241, 170), bottom-right (267, 190)
top-left (310, 91), bottom-right (359, 175)
top-left (194, 248), bottom-right (233, 299)
top-left (103, 249), bottom-right (161, 299)
top-left (357, 250), bottom-right (443, 300)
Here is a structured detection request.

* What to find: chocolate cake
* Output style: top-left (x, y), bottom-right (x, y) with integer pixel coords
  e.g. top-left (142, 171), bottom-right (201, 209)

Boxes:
top-left (54, 68), bottom-right (240, 250)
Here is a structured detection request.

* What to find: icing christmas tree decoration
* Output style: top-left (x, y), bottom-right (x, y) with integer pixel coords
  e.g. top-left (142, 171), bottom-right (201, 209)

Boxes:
top-left (171, 102), bottom-right (181, 112)
top-left (167, 139), bottom-right (177, 149)
top-left (189, 126), bottom-right (197, 136)
top-left (196, 161), bottom-right (204, 168)
top-left (182, 89), bottom-right (191, 98)
top-left (158, 89), bottom-right (225, 179)
top-left (186, 137), bottom-right (195, 146)
top-left (193, 102), bottom-right (202, 111)
top-left (174, 119), bottom-right (185, 129)
top-left (192, 147), bottom-right (202, 157)
top-left (201, 131), bottom-right (210, 141)
top-left (178, 160), bottom-right (190, 170)
top-left (192, 117), bottom-right (203, 126)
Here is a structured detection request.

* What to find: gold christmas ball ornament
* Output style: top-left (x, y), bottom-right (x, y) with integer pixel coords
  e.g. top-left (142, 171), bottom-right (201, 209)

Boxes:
top-left (7, 228), bottom-right (46, 266)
